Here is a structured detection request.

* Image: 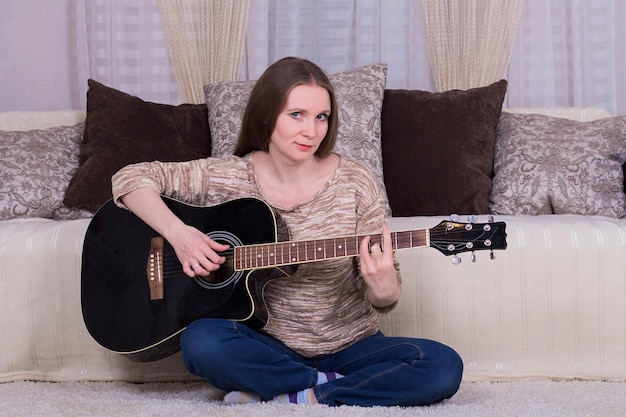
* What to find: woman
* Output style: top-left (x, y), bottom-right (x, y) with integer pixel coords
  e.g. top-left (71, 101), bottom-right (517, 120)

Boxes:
top-left (111, 57), bottom-right (463, 407)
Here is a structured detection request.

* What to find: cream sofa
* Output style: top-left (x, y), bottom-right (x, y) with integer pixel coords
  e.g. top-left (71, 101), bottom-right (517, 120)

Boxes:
top-left (1, 107), bottom-right (625, 383)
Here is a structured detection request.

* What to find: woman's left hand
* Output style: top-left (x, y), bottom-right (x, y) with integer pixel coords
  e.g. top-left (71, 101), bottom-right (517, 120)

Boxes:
top-left (358, 225), bottom-right (401, 308)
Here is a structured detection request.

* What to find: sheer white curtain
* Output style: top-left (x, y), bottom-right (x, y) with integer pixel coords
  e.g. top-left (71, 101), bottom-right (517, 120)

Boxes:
top-left (421, 0), bottom-right (524, 91)
top-left (158, 0), bottom-right (250, 103)
top-left (241, 0), bottom-right (433, 90)
top-left (506, 0), bottom-right (626, 115)
top-left (66, 0), bottom-right (626, 116)
top-left (75, 0), bottom-right (180, 105)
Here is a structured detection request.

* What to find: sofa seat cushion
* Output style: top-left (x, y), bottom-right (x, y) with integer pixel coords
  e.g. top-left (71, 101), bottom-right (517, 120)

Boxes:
top-left (384, 213), bottom-right (626, 381)
top-left (0, 218), bottom-right (197, 382)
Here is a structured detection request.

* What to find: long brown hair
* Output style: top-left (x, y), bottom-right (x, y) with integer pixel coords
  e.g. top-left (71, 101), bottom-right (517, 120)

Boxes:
top-left (233, 57), bottom-right (338, 157)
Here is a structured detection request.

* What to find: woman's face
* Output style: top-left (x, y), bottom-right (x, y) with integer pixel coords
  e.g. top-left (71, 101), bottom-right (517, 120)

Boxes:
top-left (269, 83), bottom-right (331, 162)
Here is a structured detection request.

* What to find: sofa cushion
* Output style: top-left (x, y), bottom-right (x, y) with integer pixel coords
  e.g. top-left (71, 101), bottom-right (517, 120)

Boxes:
top-left (490, 112), bottom-right (626, 217)
top-left (0, 123), bottom-right (89, 220)
top-left (381, 80), bottom-right (507, 216)
top-left (63, 80), bottom-right (212, 212)
top-left (204, 63), bottom-right (390, 213)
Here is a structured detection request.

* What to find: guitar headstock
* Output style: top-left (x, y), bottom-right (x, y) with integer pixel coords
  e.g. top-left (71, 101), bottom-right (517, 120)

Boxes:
top-left (429, 215), bottom-right (507, 264)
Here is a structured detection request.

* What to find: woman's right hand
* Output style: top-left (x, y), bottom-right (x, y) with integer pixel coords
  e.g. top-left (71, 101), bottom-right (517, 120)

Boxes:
top-left (119, 187), bottom-right (229, 279)
top-left (167, 223), bottom-right (230, 278)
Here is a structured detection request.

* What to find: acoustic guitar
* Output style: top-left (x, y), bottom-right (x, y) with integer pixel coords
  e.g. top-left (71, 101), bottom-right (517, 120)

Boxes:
top-left (81, 196), bottom-right (507, 362)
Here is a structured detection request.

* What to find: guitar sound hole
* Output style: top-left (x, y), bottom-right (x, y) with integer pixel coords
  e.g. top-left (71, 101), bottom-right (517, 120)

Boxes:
top-left (194, 231), bottom-right (243, 290)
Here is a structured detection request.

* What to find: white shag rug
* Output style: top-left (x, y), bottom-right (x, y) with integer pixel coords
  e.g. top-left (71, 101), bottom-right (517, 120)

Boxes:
top-left (1, 379), bottom-right (625, 417)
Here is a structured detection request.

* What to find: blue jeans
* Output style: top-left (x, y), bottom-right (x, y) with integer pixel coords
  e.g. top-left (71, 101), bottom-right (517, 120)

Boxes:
top-left (180, 318), bottom-right (463, 407)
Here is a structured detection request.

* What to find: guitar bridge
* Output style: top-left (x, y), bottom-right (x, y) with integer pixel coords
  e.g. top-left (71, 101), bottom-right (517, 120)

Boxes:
top-left (147, 237), bottom-right (164, 300)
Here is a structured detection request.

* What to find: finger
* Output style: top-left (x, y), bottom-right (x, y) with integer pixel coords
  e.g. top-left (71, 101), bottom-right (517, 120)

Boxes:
top-left (203, 234), bottom-right (230, 251)
top-left (360, 235), bottom-right (371, 257)
top-left (193, 257), bottom-right (220, 273)
top-left (183, 262), bottom-right (198, 278)
top-left (199, 250), bottom-right (226, 267)
top-left (202, 238), bottom-right (230, 264)
top-left (382, 225), bottom-right (393, 252)
top-left (193, 259), bottom-right (222, 279)
top-left (370, 242), bottom-right (382, 253)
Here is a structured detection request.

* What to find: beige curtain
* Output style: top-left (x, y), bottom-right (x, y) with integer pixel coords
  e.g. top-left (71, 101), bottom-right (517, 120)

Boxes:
top-left (421, 0), bottom-right (524, 91)
top-left (158, 0), bottom-right (250, 103)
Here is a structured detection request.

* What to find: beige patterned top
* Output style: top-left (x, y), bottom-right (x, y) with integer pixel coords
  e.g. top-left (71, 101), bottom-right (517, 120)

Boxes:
top-left (111, 154), bottom-right (399, 357)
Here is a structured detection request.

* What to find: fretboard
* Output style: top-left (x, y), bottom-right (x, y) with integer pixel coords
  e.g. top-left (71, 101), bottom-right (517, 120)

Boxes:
top-left (233, 229), bottom-right (429, 271)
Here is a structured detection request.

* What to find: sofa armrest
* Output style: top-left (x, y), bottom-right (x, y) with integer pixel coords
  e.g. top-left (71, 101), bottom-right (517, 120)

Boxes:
top-left (0, 110), bottom-right (86, 131)
top-left (504, 107), bottom-right (611, 121)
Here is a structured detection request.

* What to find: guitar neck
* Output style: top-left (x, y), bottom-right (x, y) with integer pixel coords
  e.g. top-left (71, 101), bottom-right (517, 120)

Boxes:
top-left (233, 229), bottom-right (428, 270)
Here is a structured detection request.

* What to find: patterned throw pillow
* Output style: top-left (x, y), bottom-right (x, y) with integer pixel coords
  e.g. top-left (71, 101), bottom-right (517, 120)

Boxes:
top-left (204, 63), bottom-right (390, 212)
top-left (490, 112), bottom-right (626, 218)
top-left (0, 123), bottom-right (87, 220)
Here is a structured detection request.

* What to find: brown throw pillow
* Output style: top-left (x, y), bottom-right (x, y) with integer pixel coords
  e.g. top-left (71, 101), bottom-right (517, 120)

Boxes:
top-left (381, 80), bottom-right (507, 216)
top-left (63, 80), bottom-right (211, 211)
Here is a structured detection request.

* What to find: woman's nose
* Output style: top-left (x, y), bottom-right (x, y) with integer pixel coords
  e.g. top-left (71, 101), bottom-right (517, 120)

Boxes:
top-left (301, 118), bottom-right (315, 136)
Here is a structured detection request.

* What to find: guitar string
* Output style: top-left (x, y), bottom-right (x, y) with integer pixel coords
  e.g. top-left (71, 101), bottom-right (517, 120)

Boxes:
top-left (153, 229), bottom-right (494, 262)
top-left (153, 227), bottom-right (500, 276)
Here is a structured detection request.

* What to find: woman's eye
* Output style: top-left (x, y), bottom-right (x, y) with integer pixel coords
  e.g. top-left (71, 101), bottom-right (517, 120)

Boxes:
top-left (290, 112), bottom-right (302, 119)
top-left (317, 114), bottom-right (328, 121)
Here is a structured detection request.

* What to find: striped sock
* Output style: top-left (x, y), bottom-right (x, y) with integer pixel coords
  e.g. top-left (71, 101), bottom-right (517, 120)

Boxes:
top-left (224, 372), bottom-right (345, 405)
top-left (272, 372), bottom-right (345, 404)
top-left (316, 371), bottom-right (344, 385)
top-left (272, 388), bottom-right (311, 404)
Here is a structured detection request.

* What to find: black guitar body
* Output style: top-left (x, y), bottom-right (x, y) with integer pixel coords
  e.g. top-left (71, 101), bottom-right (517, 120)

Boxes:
top-left (82, 196), bottom-right (508, 362)
top-left (81, 196), bottom-right (292, 362)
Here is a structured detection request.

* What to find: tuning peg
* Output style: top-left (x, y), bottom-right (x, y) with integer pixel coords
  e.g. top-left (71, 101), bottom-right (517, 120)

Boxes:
top-left (450, 214), bottom-right (459, 222)
top-left (452, 255), bottom-right (462, 265)
top-left (490, 250), bottom-right (495, 260)
top-left (468, 215), bottom-right (477, 223)
top-left (471, 251), bottom-right (476, 262)
top-left (488, 215), bottom-right (494, 223)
